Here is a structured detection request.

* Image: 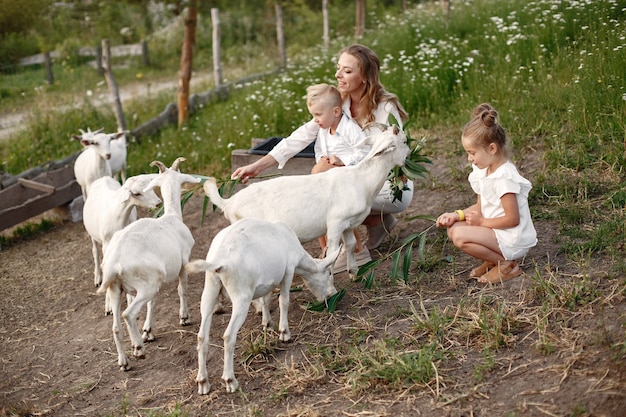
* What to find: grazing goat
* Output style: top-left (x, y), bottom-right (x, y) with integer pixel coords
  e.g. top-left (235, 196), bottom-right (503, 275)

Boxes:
top-left (185, 218), bottom-right (340, 395)
top-left (82, 174), bottom-right (161, 314)
top-left (72, 129), bottom-right (124, 198)
top-left (98, 157), bottom-right (200, 371)
top-left (203, 125), bottom-right (410, 279)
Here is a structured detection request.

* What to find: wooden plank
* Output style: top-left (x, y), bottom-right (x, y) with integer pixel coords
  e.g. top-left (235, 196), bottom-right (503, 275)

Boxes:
top-left (17, 178), bottom-right (55, 194)
top-left (0, 166), bottom-right (81, 231)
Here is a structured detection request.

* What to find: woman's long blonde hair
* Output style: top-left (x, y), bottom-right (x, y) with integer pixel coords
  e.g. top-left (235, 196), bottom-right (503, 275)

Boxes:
top-left (338, 44), bottom-right (408, 127)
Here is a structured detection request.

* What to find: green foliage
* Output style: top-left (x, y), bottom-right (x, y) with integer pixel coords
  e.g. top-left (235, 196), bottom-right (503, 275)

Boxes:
top-left (1, 0), bottom-right (623, 277)
top-left (0, 218), bottom-right (55, 249)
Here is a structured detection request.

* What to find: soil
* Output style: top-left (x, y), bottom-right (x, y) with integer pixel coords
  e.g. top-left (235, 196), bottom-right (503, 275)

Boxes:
top-left (1, 149), bottom-right (625, 417)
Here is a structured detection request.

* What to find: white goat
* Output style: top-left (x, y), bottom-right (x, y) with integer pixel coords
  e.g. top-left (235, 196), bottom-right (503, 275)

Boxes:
top-left (98, 157), bottom-right (200, 371)
top-left (185, 218), bottom-right (340, 395)
top-left (108, 131), bottom-right (128, 183)
top-left (72, 129), bottom-right (124, 198)
top-left (203, 125), bottom-right (410, 278)
top-left (75, 128), bottom-right (127, 182)
top-left (82, 174), bottom-right (161, 314)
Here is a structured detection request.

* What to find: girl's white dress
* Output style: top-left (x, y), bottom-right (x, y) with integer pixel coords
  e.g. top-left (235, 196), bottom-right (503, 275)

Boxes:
top-left (469, 161), bottom-right (537, 260)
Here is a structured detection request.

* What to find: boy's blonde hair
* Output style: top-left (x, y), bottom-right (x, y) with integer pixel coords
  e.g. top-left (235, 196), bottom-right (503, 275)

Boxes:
top-left (306, 83), bottom-right (342, 110)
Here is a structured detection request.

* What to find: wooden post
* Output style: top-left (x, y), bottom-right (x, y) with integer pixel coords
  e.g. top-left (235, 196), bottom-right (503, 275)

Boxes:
top-left (211, 8), bottom-right (223, 88)
top-left (322, 0), bottom-right (329, 50)
top-left (355, 0), bottom-right (366, 39)
top-left (43, 52), bottom-right (54, 85)
top-left (95, 46), bottom-right (104, 75)
top-left (442, 0), bottom-right (451, 29)
top-left (102, 39), bottom-right (127, 132)
top-left (141, 40), bottom-right (149, 66)
top-left (275, 2), bottom-right (286, 68)
top-left (402, 0), bottom-right (409, 12)
top-left (178, 1), bottom-right (198, 127)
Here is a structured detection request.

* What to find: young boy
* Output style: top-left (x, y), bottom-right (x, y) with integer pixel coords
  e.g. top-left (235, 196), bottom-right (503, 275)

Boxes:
top-left (305, 83), bottom-right (369, 174)
top-left (304, 83), bottom-right (372, 270)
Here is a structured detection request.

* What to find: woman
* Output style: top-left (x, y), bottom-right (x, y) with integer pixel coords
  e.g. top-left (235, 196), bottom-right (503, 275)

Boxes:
top-left (232, 44), bottom-right (414, 255)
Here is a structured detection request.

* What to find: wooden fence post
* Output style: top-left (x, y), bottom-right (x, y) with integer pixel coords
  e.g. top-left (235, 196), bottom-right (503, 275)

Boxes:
top-left (442, 0), bottom-right (451, 28)
top-left (178, 1), bottom-right (198, 127)
top-left (96, 46), bottom-right (104, 75)
top-left (275, 2), bottom-right (286, 68)
top-left (355, 0), bottom-right (366, 39)
top-left (141, 40), bottom-right (149, 66)
top-left (211, 8), bottom-right (223, 88)
top-left (102, 39), bottom-right (127, 132)
top-left (322, 0), bottom-right (329, 50)
top-left (43, 52), bottom-right (54, 85)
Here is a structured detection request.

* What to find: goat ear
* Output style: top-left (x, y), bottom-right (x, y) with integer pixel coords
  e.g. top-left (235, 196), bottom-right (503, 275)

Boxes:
top-left (80, 138), bottom-right (92, 147)
top-left (120, 187), bottom-right (132, 203)
top-left (323, 245), bottom-right (342, 268)
top-left (112, 132), bottom-right (125, 140)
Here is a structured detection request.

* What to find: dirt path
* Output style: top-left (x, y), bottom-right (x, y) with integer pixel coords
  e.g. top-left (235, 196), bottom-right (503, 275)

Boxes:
top-left (1, 147), bottom-right (625, 416)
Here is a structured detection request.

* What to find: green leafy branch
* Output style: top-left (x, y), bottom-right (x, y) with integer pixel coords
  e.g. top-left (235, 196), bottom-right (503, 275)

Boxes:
top-left (356, 218), bottom-right (437, 288)
top-left (388, 120), bottom-right (432, 203)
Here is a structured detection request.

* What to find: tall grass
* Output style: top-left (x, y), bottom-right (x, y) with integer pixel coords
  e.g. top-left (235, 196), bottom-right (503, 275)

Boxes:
top-left (1, 0), bottom-right (624, 257)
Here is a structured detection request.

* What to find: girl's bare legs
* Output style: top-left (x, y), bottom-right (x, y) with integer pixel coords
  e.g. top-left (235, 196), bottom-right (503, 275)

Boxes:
top-left (447, 222), bottom-right (518, 279)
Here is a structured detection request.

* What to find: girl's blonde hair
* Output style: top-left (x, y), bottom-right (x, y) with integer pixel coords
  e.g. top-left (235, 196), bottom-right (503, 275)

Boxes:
top-left (463, 103), bottom-right (510, 158)
top-left (338, 44), bottom-right (408, 127)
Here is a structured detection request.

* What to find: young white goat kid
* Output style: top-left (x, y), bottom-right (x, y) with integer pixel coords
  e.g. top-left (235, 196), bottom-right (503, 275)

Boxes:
top-left (204, 125), bottom-right (410, 278)
top-left (72, 129), bottom-right (124, 198)
top-left (185, 218), bottom-right (340, 395)
top-left (82, 174), bottom-right (161, 314)
top-left (98, 157), bottom-right (200, 371)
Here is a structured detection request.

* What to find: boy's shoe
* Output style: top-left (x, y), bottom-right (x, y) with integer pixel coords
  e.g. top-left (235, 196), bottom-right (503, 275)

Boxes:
top-left (366, 214), bottom-right (398, 250)
top-left (333, 247), bottom-right (372, 273)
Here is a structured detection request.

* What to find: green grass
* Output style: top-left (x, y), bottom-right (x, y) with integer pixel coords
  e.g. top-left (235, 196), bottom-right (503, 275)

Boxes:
top-left (2, 0), bottom-right (623, 280)
top-left (1, 3), bottom-right (625, 413)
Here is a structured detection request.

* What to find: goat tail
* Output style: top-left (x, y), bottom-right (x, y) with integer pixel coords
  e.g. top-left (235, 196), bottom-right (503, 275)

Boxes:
top-left (202, 177), bottom-right (227, 210)
top-left (97, 262), bottom-right (123, 294)
top-left (185, 259), bottom-right (222, 275)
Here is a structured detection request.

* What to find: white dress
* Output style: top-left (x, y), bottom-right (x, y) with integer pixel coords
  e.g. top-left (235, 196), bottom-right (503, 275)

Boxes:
top-left (468, 161), bottom-right (537, 260)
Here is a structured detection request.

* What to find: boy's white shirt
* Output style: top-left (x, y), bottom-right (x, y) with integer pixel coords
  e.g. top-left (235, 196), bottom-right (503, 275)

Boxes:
top-left (269, 97), bottom-right (403, 169)
top-left (314, 113), bottom-right (369, 166)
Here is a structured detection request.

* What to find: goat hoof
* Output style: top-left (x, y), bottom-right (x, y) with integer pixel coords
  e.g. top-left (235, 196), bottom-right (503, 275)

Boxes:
top-left (197, 381), bottom-right (211, 395)
top-left (224, 378), bottom-right (239, 393)
top-left (132, 346), bottom-right (145, 358)
top-left (142, 330), bottom-right (155, 342)
top-left (180, 317), bottom-right (191, 326)
top-left (119, 363), bottom-right (130, 371)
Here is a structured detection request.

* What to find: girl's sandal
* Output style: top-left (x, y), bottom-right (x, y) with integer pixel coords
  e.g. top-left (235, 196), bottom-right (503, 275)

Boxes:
top-left (469, 261), bottom-right (495, 279)
top-left (477, 262), bottom-right (522, 285)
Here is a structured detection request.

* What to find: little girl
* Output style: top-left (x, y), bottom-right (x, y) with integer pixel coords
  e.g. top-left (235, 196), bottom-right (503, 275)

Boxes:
top-left (436, 103), bottom-right (537, 284)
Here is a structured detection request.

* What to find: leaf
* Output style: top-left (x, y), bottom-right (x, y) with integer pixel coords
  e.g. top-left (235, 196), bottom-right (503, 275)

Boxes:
top-left (306, 288), bottom-right (346, 313)
top-left (402, 242), bottom-right (413, 282)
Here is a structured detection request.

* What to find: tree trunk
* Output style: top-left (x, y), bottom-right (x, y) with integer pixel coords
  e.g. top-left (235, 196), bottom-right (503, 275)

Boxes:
top-left (178, 2), bottom-right (198, 127)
